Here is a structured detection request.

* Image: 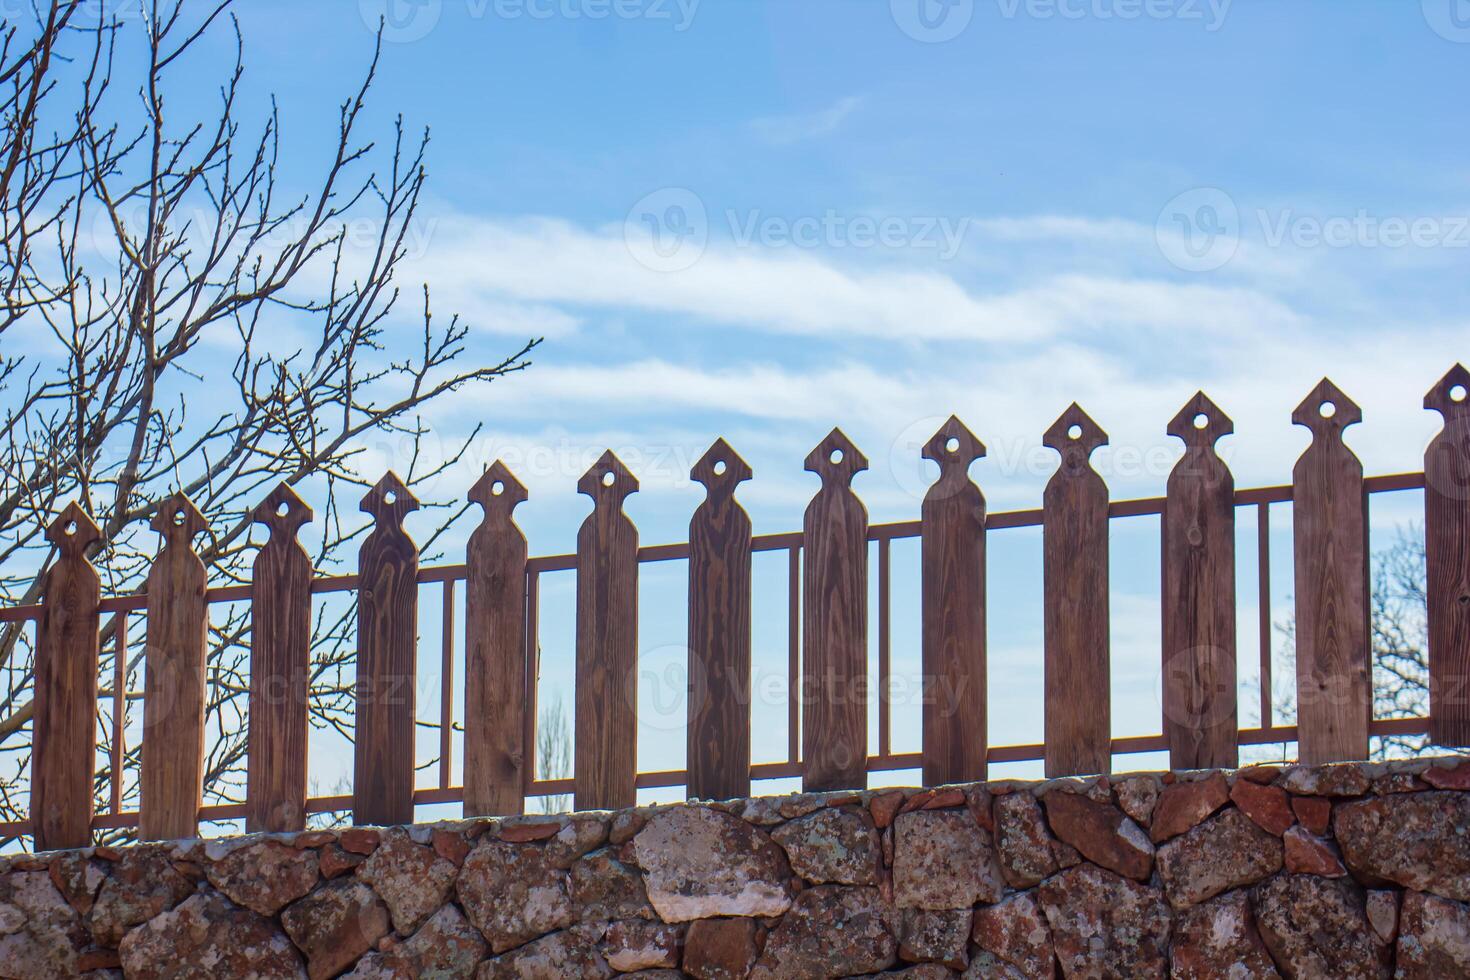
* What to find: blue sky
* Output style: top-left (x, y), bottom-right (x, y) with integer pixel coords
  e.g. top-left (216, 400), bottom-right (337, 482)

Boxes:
top-left (144, 0), bottom-right (1470, 810)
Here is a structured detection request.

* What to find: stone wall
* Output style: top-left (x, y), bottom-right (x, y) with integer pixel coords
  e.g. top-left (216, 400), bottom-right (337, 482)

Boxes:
top-left (4, 757), bottom-right (1470, 978)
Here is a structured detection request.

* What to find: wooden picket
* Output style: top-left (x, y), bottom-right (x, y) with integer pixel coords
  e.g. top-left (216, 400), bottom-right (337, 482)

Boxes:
top-left (802, 429), bottom-right (869, 792)
top-left (246, 483), bottom-right (313, 833)
top-left (1042, 404), bottom-right (1111, 778)
top-left (687, 439), bottom-right (754, 801)
top-left (32, 503), bottom-right (101, 851)
top-left (353, 473), bottom-right (420, 827)
top-left (140, 494), bottom-right (209, 842)
top-left (13, 365), bottom-right (1470, 846)
top-left (920, 416), bottom-right (988, 785)
top-left (1424, 363), bottom-right (1470, 747)
top-left (1161, 393), bottom-right (1238, 770)
top-left (574, 451), bottom-right (639, 811)
top-left (464, 461), bottom-right (530, 816)
top-left (1291, 379), bottom-right (1371, 764)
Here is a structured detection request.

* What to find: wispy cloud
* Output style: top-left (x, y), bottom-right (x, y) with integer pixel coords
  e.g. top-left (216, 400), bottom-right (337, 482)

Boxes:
top-left (401, 214), bottom-right (1305, 344)
top-left (748, 96), bottom-right (863, 145)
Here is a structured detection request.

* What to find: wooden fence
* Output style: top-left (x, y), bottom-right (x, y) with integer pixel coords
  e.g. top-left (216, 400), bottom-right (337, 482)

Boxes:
top-left (2, 369), bottom-right (1468, 850)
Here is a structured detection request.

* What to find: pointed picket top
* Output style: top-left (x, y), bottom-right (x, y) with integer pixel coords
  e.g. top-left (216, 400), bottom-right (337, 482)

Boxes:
top-left (922, 415), bottom-right (986, 479)
top-left (1425, 363), bottom-right (1470, 422)
top-left (469, 460), bottom-right (528, 522)
top-left (804, 428), bottom-right (868, 488)
top-left (1291, 377), bottom-right (1362, 439)
top-left (1167, 391), bottom-right (1234, 450)
top-left (691, 438), bottom-right (753, 500)
top-left (578, 449), bottom-right (639, 508)
top-left (150, 493), bottom-right (207, 547)
top-left (1043, 403), bottom-right (1108, 473)
top-left (360, 471), bottom-right (419, 528)
top-left (252, 482), bottom-right (313, 541)
top-left (46, 501), bottom-right (100, 558)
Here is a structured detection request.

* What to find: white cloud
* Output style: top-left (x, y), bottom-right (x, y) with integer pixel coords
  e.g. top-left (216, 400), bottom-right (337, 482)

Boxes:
top-left (401, 214), bottom-right (1306, 344)
top-left (748, 96), bottom-right (863, 145)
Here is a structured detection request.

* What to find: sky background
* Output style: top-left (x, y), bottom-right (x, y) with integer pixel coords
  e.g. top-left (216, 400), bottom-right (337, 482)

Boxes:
top-left (76, 0), bottom-right (1470, 817)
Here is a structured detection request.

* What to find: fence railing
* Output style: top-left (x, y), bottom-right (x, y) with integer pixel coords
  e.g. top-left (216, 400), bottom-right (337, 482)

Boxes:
top-left (2, 368), bottom-right (1468, 850)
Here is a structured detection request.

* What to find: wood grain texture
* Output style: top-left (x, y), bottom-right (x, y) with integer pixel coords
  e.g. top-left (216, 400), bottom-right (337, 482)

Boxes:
top-left (1042, 404), bottom-right (1111, 778)
top-left (574, 451), bottom-right (639, 811)
top-left (32, 503), bottom-right (101, 852)
top-left (140, 494), bottom-right (209, 842)
top-left (247, 483), bottom-right (313, 833)
top-left (464, 461), bottom-right (528, 816)
top-left (802, 428), bottom-right (869, 792)
top-left (1161, 393), bottom-right (1238, 770)
top-left (1291, 378), bottom-right (1370, 764)
top-left (687, 438), bottom-right (753, 801)
top-left (920, 416), bottom-right (987, 785)
top-left (353, 472), bottom-right (420, 827)
top-left (1425, 363), bottom-right (1470, 747)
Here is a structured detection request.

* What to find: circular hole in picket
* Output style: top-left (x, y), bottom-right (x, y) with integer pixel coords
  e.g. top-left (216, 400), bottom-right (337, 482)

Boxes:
top-left (1451, 384), bottom-right (1468, 403)
top-left (1067, 424), bottom-right (1082, 440)
top-left (713, 460), bottom-right (727, 475)
top-left (491, 481), bottom-right (505, 496)
top-left (945, 437), bottom-right (960, 453)
top-left (1193, 413), bottom-right (1209, 430)
top-left (830, 449), bottom-right (844, 464)
top-left (602, 471), bottom-right (616, 487)
top-left (1319, 401), bottom-right (1337, 419)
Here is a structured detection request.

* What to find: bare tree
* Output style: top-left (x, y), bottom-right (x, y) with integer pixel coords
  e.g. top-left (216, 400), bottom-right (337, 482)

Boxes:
top-left (1247, 528), bottom-right (1437, 763)
top-left (536, 694), bottom-right (571, 815)
top-left (0, 1), bottom-right (539, 846)
top-left (1365, 531), bottom-right (1433, 758)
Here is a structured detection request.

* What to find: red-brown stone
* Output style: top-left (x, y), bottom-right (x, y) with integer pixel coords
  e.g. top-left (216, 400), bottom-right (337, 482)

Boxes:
top-left (971, 891), bottom-right (1055, 979)
top-left (1151, 772), bottom-right (1230, 842)
top-left (869, 791), bottom-right (905, 829)
top-left (319, 844), bottom-right (363, 880)
top-left (683, 917), bottom-right (762, 980)
top-left (965, 786), bottom-right (995, 832)
top-left (432, 829), bottom-right (470, 867)
top-left (1290, 796), bottom-right (1331, 836)
top-left (1042, 792), bottom-right (1154, 881)
top-left (1237, 765), bottom-right (1281, 785)
top-left (1283, 827), bottom-right (1347, 877)
top-left (292, 831), bottom-right (336, 849)
top-left (1230, 777), bottom-right (1294, 836)
top-left (339, 829), bottom-right (381, 855)
top-left (1422, 759), bottom-right (1470, 790)
top-left (497, 821), bottom-right (562, 843)
top-left (1169, 890), bottom-right (1280, 980)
